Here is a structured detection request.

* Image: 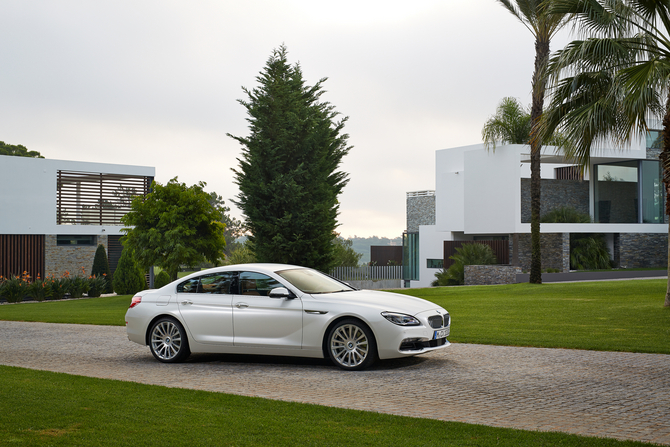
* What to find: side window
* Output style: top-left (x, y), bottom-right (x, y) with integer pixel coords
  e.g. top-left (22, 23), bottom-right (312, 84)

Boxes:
top-left (177, 277), bottom-right (199, 293)
top-left (199, 272), bottom-right (234, 294)
top-left (239, 272), bottom-right (282, 296)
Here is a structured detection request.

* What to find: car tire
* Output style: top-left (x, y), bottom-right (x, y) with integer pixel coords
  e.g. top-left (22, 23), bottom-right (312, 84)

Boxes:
top-left (149, 317), bottom-right (191, 363)
top-left (327, 319), bottom-right (377, 371)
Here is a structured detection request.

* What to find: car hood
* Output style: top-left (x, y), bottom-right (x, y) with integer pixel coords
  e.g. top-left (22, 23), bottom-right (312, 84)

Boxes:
top-left (306, 289), bottom-right (442, 315)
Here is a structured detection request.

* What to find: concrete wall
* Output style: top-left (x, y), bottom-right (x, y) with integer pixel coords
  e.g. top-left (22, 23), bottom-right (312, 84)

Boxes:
top-left (0, 155), bottom-right (154, 235)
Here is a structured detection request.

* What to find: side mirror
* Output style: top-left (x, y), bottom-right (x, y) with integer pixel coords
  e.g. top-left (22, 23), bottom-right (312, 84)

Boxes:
top-left (269, 287), bottom-right (294, 299)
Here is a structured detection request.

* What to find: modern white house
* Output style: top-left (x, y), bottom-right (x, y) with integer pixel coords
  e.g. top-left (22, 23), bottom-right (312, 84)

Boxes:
top-left (404, 133), bottom-right (667, 288)
top-left (0, 155), bottom-right (154, 280)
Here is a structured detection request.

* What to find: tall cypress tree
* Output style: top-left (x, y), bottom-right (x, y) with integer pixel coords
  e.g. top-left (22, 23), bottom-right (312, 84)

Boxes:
top-left (229, 46), bottom-right (351, 272)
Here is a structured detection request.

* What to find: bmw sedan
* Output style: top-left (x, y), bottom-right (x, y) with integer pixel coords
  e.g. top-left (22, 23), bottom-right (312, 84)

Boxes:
top-left (125, 264), bottom-right (450, 370)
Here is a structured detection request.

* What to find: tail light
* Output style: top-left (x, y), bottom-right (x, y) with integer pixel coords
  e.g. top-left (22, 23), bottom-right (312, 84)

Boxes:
top-left (129, 295), bottom-right (142, 308)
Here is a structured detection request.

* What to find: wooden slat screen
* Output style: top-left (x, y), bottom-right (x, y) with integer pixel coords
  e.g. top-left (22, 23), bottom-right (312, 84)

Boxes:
top-left (443, 240), bottom-right (509, 269)
top-left (57, 170), bottom-right (152, 225)
top-left (0, 235), bottom-right (45, 279)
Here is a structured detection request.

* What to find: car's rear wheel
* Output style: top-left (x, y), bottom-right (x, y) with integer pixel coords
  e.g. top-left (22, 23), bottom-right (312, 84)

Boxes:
top-left (149, 317), bottom-right (190, 363)
top-left (327, 319), bottom-right (377, 371)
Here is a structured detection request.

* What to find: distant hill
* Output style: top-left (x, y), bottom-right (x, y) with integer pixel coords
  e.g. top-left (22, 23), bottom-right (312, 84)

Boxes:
top-left (349, 236), bottom-right (402, 264)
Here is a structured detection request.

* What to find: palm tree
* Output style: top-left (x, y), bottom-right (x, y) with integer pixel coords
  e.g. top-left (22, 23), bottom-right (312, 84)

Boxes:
top-left (496, 0), bottom-right (571, 283)
top-left (483, 96), bottom-right (573, 147)
top-left (545, 0), bottom-right (670, 306)
top-left (482, 97), bottom-right (532, 147)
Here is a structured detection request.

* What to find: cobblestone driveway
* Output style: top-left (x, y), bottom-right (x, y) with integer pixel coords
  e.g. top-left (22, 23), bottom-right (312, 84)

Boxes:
top-left (1, 321), bottom-right (668, 445)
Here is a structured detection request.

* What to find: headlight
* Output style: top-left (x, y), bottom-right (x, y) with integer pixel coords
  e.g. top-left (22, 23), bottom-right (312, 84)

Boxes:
top-left (381, 311), bottom-right (421, 326)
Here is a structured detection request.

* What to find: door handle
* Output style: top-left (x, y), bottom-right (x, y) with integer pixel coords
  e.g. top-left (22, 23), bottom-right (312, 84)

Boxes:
top-left (180, 300), bottom-right (193, 305)
top-left (235, 303), bottom-right (249, 309)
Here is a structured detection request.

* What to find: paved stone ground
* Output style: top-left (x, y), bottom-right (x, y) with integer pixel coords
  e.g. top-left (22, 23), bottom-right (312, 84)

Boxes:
top-left (1, 320), bottom-right (669, 445)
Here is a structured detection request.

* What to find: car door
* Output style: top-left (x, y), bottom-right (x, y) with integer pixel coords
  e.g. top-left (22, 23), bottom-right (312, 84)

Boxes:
top-left (232, 271), bottom-right (303, 349)
top-left (176, 271), bottom-right (235, 345)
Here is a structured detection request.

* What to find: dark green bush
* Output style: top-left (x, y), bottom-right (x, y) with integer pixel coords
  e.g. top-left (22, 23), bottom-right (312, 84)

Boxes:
top-left (87, 276), bottom-right (108, 297)
top-left (153, 270), bottom-right (171, 289)
top-left (91, 244), bottom-right (112, 293)
top-left (112, 250), bottom-right (146, 295)
top-left (541, 206), bottom-right (591, 223)
top-left (571, 234), bottom-right (613, 270)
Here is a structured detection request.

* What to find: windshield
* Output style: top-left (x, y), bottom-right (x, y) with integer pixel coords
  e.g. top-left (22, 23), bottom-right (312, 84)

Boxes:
top-left (276, 268), bottom-right (354, 294)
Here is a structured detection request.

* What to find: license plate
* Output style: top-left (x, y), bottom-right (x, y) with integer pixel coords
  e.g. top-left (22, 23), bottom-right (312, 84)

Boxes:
top-left (434, 328), bottom-right (449, 339)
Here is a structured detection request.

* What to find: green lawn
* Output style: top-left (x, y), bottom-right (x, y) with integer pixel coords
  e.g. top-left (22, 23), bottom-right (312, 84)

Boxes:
top-left (0, 365), bottom-right (648, 447)
top-left (0, 294), bottom-right (131, 326)
top-left (394, 279), bottom-right (670, 354)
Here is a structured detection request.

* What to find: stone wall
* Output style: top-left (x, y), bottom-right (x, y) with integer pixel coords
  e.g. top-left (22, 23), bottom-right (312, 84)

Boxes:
top-left (521, 179), bottom-right (589, 223)
top-left (45, 234), bottom-right (108, 278)
top-left (618, 233), bottom-right (668, 268)
top-left (515, 233), bottom-right (569, 272)
top-left (407, 194), bottom-right (435, 232)
top-left (465, 265), bottom-right (522, 285)
top-left (647, 147), bottom-right (661, 160)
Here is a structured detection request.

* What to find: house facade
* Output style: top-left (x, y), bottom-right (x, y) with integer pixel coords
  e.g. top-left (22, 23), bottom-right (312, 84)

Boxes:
top-left (404, 134), bottom-right (667, 288)
top-left (0, 155), bottom-right (154, 280)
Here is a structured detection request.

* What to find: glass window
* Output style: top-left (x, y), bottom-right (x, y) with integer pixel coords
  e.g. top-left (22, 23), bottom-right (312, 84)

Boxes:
top-left (646, 130), bottom-right (663, 149)
top-left (403, 232), bottom-right (419, 280)
top-left (277, 269), bottom-right (352, 294)
top-left (641, 160), bottom-right (664, 223)
top-left (199, 272), bottom-right (235, 294)
top-left (239, 272), bottom-right (283, 296)
top-left (56, 235), bottom-right (96, 246)
top-left (177, 277), bottom-right (200, 293)
top-left (594, 160), bottom-right (664, 224)
top-left (594, 161), bottom-right (639, 223)
top-left (427, 259), bottom-right (443, 269)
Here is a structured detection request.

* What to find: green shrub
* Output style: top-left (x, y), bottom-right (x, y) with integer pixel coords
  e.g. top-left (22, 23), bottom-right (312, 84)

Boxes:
top-left (27, 278), bottom-right (51, 301)
top-left (46, 275), bottom-right (68, 300)
top-left (113, 250), bottom-right (146, 295)
top-left (541, 206), bottom-right (591, 223)
top-left (432, 243), bottom-right (497, 286)
top-left (1, 275), bottom-right (27, 303)
top-left (68, 276), bottom-right (90, 298)
top-left (91, 244), bottom-right (112, 293)
top-left (571, 234), bottom-right (612, 270)
top-left (87, 276), bottom-right (108, 297)
top-left (153, 270), bottom-right (171, 289)
top-left (224, 242), bottom-right (256, 266)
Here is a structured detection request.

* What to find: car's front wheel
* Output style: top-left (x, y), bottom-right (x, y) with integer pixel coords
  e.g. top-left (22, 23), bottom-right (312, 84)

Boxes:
top-left (149, 317), bottom-right (190, 363)
top-left (327, 319), bottom-right (377, 371)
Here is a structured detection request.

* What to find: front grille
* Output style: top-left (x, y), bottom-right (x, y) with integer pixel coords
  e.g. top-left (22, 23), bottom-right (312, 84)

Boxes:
top-left (428, 313), bottom-right (450, 328)
top-left (428, 315), bottom-right (443, 329)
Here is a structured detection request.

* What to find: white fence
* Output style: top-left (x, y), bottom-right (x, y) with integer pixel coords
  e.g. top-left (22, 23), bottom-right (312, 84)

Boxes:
top-left (329, 266), bottom-right (403, 290)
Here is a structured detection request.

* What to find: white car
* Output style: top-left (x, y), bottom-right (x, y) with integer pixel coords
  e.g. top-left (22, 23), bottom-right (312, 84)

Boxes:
top-left (125, 264), bottom-right (450, 370)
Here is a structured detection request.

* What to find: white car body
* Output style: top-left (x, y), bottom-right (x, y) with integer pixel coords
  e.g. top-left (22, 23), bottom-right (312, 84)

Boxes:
top-left (125, 264), bottom-right (450, 370)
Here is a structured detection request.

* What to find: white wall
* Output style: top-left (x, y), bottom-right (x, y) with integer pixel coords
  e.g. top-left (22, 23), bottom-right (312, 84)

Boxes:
top-left (413, 224), bottom-right (451, 288)
top-left (0, 155), bottom-right (154, 235)
top-left (463, 145), bottom-right (522, 234)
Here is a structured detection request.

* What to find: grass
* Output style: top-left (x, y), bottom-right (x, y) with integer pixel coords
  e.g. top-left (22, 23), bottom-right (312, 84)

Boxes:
top-left (393, 279), bottom-right (670, 354)
top-left (0, 294), bottom-right (131, 326)
top-left (0, 365), bottom-right (649, 447)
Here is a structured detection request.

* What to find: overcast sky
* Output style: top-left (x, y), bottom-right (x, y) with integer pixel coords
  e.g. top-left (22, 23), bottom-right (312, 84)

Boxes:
top-left (0, 0), bottom-right (574, 238)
